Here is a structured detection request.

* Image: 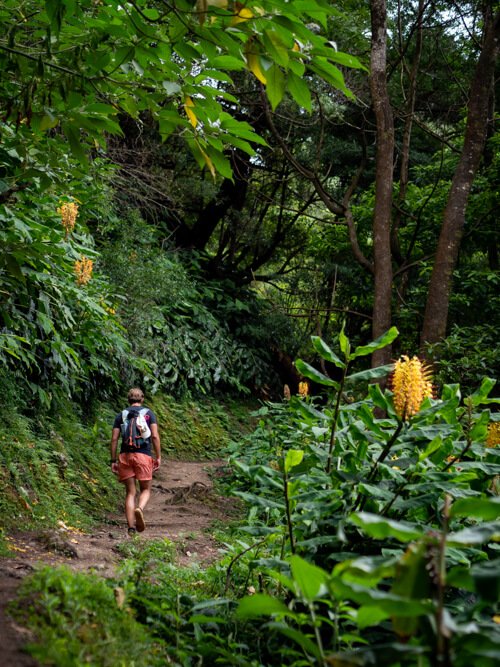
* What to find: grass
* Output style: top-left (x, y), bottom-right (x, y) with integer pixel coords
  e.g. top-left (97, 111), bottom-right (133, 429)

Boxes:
top-left (13, 565), bottom-right (169, 666)
top-left (0, 390), bottom-right (256, 545)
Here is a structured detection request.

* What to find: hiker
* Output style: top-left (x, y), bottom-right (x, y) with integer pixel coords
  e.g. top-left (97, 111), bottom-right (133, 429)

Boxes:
top-left (110, 387), bottom-right (161, 535)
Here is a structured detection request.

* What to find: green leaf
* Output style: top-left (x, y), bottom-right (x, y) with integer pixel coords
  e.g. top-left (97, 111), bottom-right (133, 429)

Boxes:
top-left (290, 555), bottom-right (328, 602)
top-left (262, 30), bottom-right (289, 67)
top-left (350, 513), bottom-right (424, 542)
top-left (267, 623), bottom-right (322, 659)
top-left (450, 497), bottom-right (500, 521)
top-left (470, 377), bottom-right (498, 407)
top-left (357, 605), bottom-right (391, 629)
top-left (447, 522), bottom-right (500, 546)
top-left (284, 449), bottom-right (304, 473)
top-left (205, 147), bottom-right (233, 180)
top-left (470, 559), bottom-right (500, 602)
top-left (310, 336), bottom-right (346, 368)
top-left (295, 359), bottom-right (340, 389)
top-left (339, 325), bottom-right (350, 358)
top-left (286, 71), bottom-right (312, 112)
top-left (418, 436), bottom-right (443, 462)
top-left (368, 384), bottom-right (393, 413)
top-left (266, 64), bottom-right (286, 111)
top-left (391, 543), bottom-right (430, 638)
top-left (469, 410), bottom-right (491, 442)
top-left (345, 364), bottom-right (394, 384)
top-left (327, 50), bottom-right (367, 71)
top-left (237, 594), bottom-right (290, 618)
top-left (350, 327), bottom-right (399, 359)
top-left (63, 125), bottom-right (88, 165)
top-left (309, 58), bottom-right (353, 97)
top-left (211, 55), bottom-right (247, 70)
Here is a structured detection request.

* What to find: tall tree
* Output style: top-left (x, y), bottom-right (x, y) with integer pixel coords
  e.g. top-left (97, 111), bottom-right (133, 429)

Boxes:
top-left (420, 4), bottom-right (500, 351)
top-left (369, 0), bottom-right (395, 367)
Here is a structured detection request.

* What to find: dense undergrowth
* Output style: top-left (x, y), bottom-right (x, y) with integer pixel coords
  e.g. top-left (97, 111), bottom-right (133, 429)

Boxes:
top-left (0, 374), bottom-right (255, 554)
top-left (11, 330), bottom-right (500, 667)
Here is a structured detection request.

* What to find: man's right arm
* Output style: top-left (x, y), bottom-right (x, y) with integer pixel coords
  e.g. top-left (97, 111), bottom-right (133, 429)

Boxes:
top-left (110, 427), bottom-right (120, 474)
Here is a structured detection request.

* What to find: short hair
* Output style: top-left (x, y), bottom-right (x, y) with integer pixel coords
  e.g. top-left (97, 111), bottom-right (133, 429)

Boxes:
top-left (127, 387), bottom-right (144, 404)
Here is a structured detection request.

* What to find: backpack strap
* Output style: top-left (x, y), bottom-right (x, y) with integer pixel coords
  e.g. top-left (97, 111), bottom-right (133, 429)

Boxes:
top-left (122, 408), bottom-right (138, 449)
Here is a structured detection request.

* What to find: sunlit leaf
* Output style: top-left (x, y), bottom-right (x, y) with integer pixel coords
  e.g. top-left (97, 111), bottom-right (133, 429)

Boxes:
top-left (284, 449), bottom-right (304, 473)
top-left (237, 594), bottom-right (290, 618)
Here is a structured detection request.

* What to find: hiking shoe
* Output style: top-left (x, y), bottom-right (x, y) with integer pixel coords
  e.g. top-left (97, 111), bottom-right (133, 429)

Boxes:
top-left (134, 507), bottom-right (145, 532)
top-left (127, 527), bottom-right (137, 536)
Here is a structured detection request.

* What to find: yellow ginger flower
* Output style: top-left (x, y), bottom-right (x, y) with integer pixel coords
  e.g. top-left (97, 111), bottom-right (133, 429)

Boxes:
top-left (74, 257), bottom-right (93, 286)
top-left (58, 201), bottom-right (79, 236)
top-left (486, 422), bottom-right (500, 448)
top-left (391, 355), bottom-right (433, 421)
top-left (298, 381), bottom-right (309, 397)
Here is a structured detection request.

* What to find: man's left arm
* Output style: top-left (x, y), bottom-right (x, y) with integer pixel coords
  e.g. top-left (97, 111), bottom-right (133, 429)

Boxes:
top-left (151, 423), bottom-right (161, 470)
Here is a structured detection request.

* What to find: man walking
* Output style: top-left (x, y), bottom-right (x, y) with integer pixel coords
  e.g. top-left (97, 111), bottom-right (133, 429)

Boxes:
top-left (110, 387), bottom-right (161, 535)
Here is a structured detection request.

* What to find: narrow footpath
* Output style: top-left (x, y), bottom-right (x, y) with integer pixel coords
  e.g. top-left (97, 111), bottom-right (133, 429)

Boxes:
top-left (0, 460), bottom-right (236, 666)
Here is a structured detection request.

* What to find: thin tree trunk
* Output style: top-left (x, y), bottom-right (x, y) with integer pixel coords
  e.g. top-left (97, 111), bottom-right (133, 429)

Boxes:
top-left (370, 0), bottom-right (395, 367)
top-left (420, 7), bottom-right (500, 352)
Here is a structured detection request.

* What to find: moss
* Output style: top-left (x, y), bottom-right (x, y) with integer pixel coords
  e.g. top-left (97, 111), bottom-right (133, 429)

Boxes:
top-left (148, 395), bottom-right (257, 460)
top-left (0, 393), bottom-right (256, 537)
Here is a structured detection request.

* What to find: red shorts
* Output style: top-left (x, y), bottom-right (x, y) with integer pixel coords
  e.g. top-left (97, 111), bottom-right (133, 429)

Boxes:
top-left (118, 452), bottom-right (153, 482)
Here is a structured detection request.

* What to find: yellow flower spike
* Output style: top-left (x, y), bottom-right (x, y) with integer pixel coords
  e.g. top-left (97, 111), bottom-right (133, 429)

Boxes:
top-left (74, 256), bottom-right (94, 286)
top-left (486, 422), bottom-right (500, 448)
top-left (298, 381), bottom-right (309, 397)
top-left (391, 355), bottom-right (433, 421)
top-left (58, 201), bottom-right (79, 237)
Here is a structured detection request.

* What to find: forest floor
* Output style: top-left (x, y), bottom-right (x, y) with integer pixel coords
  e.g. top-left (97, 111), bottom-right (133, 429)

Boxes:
top-left (0, 459), bottom-right (237, 666)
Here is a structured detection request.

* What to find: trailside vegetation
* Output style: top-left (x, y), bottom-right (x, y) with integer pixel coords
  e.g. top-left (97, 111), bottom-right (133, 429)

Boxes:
top-left (1, 1), bottom-right (498, 665)
top-left (14, 330), bottom-right (500, 666)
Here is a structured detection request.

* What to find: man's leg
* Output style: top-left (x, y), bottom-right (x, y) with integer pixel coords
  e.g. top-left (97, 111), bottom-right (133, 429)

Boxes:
top-left (137, 479), bottom-right (152, 511)
top-left (134, 479), bottom-right (152, 532)
top-left (124, 477), bottom-right (137, 528)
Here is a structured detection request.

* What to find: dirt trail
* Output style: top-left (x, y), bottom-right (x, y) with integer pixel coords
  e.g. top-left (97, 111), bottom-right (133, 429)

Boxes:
top-left (0, 459), bottom-right (236, 666)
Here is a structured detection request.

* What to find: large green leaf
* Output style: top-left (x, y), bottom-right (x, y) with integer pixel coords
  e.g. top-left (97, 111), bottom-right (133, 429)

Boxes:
top-left (266, 64), bottom-right (286, 111)
top-left (470, 377), bottom-right (498, 406)
top-left (286, 71), bottom-right (312, 112)
top-left (284, 449), bottom-right (304, 473)
top-left (470, 559), bottom-right (500, 602)
top-left (295, 359), bottom-right (340, 389)
top-left (391, 543), bottom-right (430, 638)
top-left (310, 336), bottom-right (346, 368)
top-left (237, 594), bottom-right (291, 618)
top-left (447, 521), bottom-right (500, 546)
top-left (450, 497), bottom-right (500, 521)
top-left (350, 513), bottom-right (424, 542)
top-left (290, 555), bottom-right (328, 602)
top-left (345, 364), bottom-right (394, 384)
top-left (350, 327), bottom-right (399, 359)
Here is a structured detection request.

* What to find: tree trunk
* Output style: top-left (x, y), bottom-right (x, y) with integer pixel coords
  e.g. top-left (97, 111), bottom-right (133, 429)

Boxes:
top-left (420, 7), bottom-right (500, 352)
top-left (370, 0), bottom-right (395, 367)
